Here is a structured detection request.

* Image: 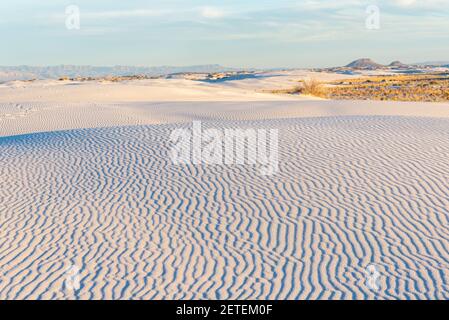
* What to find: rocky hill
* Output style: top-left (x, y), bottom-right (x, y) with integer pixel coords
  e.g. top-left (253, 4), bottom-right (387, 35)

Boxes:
top-left (345, 58), bottom-right (384, 70)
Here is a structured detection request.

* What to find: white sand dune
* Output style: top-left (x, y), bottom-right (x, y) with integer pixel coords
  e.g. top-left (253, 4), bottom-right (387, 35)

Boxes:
top-left (2, 99), bottom-right (449, 137)
top-left (0, 76), bottom-right (449, 300)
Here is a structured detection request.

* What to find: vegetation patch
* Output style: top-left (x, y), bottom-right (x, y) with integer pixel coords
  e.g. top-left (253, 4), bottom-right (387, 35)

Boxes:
top-left (271, 73), bottom-right (449, 102)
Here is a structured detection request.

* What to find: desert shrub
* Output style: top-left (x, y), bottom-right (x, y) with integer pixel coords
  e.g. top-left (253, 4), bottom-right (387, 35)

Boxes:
top-left (301, 79), bottom-right (327, 97)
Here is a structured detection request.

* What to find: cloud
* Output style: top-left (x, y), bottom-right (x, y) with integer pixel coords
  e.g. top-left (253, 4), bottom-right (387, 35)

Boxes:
top-left (83, 9), bottom-right (170, 19)
top-left (200, 7), bottom-right (226, 19)
top-left (295, 0), bottom-right (363, 11)
top-left (393, 0), bottom-right (418, 6)
top-left (43, 8), bottom-right (172, 26)
top-left (390, 0), bottom-right (449, 7)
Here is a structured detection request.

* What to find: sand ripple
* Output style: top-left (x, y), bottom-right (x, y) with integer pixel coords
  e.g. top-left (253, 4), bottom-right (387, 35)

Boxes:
top-left (0, 116), bottom-right (448, 299)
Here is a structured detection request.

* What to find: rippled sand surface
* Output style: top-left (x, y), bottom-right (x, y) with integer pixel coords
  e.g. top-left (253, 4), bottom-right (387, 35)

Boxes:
top-left (1, 116), bottom-right (448, 299)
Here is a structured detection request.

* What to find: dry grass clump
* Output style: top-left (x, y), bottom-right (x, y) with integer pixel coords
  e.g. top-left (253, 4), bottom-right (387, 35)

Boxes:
top-left (271, 73), bottom-right (449, 102)
top-left (269, 87), bottom-right (302, 95)
top-left (269, 79), bottom-right (327, 98)
top-left (266, 73), bottom-right (449, 102)
top-left (327, 73), bottom-right (449, 102)
top-left (301, 78), bottom-right (327, 97)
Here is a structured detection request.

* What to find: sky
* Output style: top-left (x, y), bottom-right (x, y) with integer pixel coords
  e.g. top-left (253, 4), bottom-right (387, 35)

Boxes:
top-left (1, 0), bottom-right (449, 68)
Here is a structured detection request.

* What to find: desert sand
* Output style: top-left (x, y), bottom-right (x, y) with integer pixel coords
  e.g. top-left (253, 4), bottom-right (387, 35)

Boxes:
top-left (1, 71), bottom-right (448, 299)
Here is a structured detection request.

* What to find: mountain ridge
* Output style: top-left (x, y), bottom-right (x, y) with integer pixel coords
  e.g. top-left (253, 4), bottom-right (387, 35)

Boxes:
top-left (0, 64), bottom-right (239, 81)
top-left (345, 58), bottom-right (384, 69)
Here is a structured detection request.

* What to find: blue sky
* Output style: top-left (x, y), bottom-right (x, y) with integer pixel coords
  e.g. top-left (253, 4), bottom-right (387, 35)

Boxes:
top-left (1, 0), bottom-right (449, 68)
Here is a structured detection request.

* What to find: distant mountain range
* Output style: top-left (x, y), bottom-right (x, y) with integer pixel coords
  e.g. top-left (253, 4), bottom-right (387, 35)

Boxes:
top-left (344, 58), bottom-right (413, 70)
top-left (0, 64), bottom-right (238, 81)
top-left (2, 60), bottom-right (448, 82)
top-left (344, 58), bottom-right (449, 70)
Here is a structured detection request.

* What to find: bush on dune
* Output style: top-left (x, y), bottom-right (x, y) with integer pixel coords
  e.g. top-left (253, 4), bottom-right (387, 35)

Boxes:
top-left (300, 79), bottom-right (327, 97)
